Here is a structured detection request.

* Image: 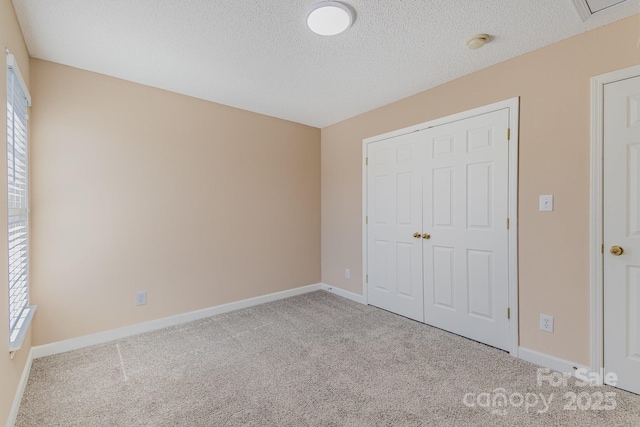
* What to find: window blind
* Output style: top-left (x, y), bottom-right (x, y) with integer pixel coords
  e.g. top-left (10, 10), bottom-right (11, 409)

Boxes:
top-left (7, 57), bottom-right (30, 345)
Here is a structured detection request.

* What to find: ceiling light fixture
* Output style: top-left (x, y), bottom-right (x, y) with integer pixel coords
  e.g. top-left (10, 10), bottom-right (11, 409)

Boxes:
top-left (466, 34), bottom-right (490, 50)
top-left (307, 2), bottom-right (354, 36)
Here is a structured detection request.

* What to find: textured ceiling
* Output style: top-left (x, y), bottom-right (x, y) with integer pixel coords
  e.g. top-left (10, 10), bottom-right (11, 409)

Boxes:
top-left (12, 0), bottom-right (639, 128)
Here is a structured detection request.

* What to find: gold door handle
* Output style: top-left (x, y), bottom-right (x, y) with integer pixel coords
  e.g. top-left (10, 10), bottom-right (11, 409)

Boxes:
top-left (413, 232), bottom-right (421, 238)
top-left (610, 246), bottom-right (624, 256)
top-left (422, 233), bottom-right (431, 239)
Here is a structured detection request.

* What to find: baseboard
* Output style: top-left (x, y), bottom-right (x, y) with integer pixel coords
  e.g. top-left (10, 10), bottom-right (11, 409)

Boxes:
top-left (7, 348), bottom-right (34, 427)
top-left (32, 283), bottom-right (323, 359)
top-left (518, 346), bottom-right (589, 376)
top-left (320, 283), bottom-right (366, 304)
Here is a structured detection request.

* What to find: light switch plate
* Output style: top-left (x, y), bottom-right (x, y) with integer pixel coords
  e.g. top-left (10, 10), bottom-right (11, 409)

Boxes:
top-left (539, 195), bottom-right (553, 212)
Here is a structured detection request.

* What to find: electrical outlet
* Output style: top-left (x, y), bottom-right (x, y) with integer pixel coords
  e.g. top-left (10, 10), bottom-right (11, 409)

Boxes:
top-left (540, 314), bottom-right (554, 333)
top-left (344, 268), bottom-right (351, 279)
top-left (135, 291), bottom-right (147, 306)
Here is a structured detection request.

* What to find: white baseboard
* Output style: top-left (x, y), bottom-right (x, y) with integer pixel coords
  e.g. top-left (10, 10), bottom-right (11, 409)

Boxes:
top-left (518, 346), bottom-right (589, 376)
top-left (32, 283), bottom-right (323, 359)
top-left (7, 348), bottom-right (34, 427)
top-left (320, 283), bottom-right (366, 304)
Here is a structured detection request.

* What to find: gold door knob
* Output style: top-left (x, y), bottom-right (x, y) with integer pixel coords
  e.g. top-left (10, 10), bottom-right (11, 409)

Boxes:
top-left (422, 233), bottom-right (431, 239)
top-left (413, 232), bottom-right (421, 238)
top-left (610, 246), bottom-right (624, 256)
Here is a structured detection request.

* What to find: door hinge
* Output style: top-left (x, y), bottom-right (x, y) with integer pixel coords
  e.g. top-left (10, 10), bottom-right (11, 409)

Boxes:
top-left (507, 128), bottom-right (511, 141)
top-left (366, 216), bottom-right (368, 224)
top-left (507, 308), bottom-right (511, 319)
top-left (506, 218), bottom-right (509, 229)
top-left (365, 157), bottom-right (368, 166)
top-left (366, 274), bottom-right (368, 283)
top-left (601, 244), bottom-right (604, 254)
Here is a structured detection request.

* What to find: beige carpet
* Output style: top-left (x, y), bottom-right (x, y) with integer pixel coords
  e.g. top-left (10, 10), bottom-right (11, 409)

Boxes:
top-left (16, 291), bottom-right (640, 426)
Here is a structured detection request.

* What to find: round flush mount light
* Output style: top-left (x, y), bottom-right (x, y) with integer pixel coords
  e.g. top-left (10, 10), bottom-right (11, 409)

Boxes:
top-left (307, 2), bottom-right (354, 36)
top-left (466, 34), bottom-right (490, 50)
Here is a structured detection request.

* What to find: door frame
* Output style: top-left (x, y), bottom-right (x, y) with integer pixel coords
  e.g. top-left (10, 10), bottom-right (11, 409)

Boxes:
top-left (589, 64), bottom-right (640, 378)
top-left (361, 97), bottom-right (520, 356)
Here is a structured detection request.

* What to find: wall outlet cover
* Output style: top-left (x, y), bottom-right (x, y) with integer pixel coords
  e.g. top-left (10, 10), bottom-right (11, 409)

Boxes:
top-left (540, 314), bottom-right (554, 333)
top-left (135, 291), bottom-right (147, 306)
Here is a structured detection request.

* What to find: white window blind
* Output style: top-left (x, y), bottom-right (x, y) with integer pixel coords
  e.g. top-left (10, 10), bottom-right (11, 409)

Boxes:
top-left (6, 52), bottom-right (34, 350)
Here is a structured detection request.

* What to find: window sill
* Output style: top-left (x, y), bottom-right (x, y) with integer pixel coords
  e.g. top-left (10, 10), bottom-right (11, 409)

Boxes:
top-left (9, 305), bottom-right (36, 358)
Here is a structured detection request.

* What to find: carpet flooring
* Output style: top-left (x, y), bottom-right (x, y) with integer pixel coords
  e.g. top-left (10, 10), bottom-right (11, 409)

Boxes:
top-left (16, 291), bottom-right (640, 426)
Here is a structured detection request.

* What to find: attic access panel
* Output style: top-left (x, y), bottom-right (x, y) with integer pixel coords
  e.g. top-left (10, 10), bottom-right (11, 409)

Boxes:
top-left (587, 0), bottom-right (627, 12)
top-left (571, 0), bottom-right (630, 20)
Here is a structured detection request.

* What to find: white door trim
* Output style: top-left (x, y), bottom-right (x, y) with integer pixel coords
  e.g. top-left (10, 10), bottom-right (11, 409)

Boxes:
top-left (590, 64), bottom-right (640, 378)
top-left (361, 97), bottom-right (520, 356)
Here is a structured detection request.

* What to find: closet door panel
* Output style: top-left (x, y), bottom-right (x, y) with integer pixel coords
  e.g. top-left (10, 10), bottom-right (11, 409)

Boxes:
top-left (423, 108), bottom-right (510, 351)
top-left (367, 132), bottom-right (424, 321)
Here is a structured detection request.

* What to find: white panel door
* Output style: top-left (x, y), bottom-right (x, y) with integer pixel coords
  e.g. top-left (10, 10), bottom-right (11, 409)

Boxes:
top-left (604, 75), bottom-right (640, 394)
top-left (367, 132), bottom-right (424, 321)
top-left (423, 109), bottom-right (510, 350)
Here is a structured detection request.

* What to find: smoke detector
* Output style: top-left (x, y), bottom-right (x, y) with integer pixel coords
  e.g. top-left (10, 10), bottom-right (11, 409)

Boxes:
top-left (466, 34), bottom-right (490, 50)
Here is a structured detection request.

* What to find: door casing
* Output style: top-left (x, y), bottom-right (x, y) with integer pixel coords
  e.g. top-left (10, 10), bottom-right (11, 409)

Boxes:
top-left (590, 64), bottom-right (640, 380)
top-left (361, 97), bottom-right (520, 356)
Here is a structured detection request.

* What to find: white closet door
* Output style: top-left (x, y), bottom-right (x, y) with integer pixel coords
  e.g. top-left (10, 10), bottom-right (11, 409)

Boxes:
top-left (604, 75), bottom-right (640, 394)
top-left (422, 109), bottom-right (510, 350)
top-left (367, 132), bottom-right (424, 321)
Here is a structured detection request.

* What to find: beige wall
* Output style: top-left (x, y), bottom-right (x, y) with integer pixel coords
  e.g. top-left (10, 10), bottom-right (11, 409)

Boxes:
top-left (29, 59), bottom-right (321, 345)
top-left (321, 15), bottom-right (640, 366)
top-left (0, 0), bottom-right (32, 424)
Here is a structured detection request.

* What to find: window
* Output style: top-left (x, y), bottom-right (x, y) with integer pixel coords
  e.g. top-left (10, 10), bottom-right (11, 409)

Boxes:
top-left (6, 52), bottom-right (34, 352)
